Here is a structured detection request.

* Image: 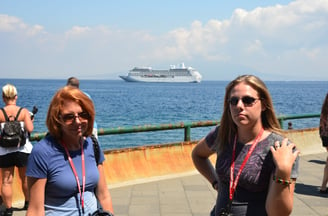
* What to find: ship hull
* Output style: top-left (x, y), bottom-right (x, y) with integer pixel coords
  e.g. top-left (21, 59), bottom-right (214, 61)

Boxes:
top-left (119, 75), bottom-right (200, 83)
top-left (119, 63), bottom-right (202, 83)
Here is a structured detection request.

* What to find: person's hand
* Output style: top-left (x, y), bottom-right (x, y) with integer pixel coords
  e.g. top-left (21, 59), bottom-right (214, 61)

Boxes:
top-left (270, 138), bottom-right (300, 178)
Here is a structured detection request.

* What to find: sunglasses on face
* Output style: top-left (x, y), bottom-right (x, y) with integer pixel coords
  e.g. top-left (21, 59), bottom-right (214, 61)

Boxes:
top-left (60, 112), bottom-right (90, 123)
top-left (229, 96), bottom-right (260, 106)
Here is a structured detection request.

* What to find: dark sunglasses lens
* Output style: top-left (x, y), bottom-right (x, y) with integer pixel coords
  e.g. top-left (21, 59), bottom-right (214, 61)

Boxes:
top-left (79, 112), bottom-right (89, 120)
top-left (62, 114), bottom-right (75, 122)
top-left (229, 97), bottom-right (239, 105)
top-left (242, 96), bottom-right (256, 105)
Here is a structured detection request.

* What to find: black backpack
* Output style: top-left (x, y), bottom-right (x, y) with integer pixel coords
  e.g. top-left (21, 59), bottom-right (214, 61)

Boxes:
top-left (0, 107), bottom-right (27, 148)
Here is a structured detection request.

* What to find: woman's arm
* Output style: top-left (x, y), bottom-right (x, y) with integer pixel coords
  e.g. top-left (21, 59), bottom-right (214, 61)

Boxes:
top-left (95, 164), bottom-right (114, 214)
top-left (191, 137), bottom-right (218, 187)
top-left (26, 177), bottom-right (46, 216)
top-left (22, 108), bottom-right (34, 132)
top-left (265, 138), bottom-right (300, 216)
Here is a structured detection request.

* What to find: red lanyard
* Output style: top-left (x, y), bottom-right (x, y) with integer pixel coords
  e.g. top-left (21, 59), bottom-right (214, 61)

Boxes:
top-left (62, 139), bottom-right (86, 213)
top-left (229, 128), bottom-right (264, 200)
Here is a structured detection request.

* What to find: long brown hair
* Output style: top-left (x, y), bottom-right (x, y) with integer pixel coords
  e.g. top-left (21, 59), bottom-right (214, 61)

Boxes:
top-left (46, 86), bottom-right (95, 141)
top-left (319, 93), bottom-right (328, 135)
top-left (321, 93), bottom-right (328, 120)
top-left (216, 75), bottom-right (281, 155)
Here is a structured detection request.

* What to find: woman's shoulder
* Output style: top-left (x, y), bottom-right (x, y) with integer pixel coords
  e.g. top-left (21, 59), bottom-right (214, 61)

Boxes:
top-left (2, 106), bottom-right (29, 121)
top-left (32, 135), bottom-right (60, 153)
top-left (267, 131), bottom-right (284, 139)
top-left (84, 136), bottom-right (97, 153)
top-left (17, 107), bottom-right (31, 121)
top-left (264, 131), bottom-right (289, 145)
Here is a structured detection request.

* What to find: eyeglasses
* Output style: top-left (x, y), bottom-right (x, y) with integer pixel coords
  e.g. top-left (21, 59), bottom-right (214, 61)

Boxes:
top-left (60, 112), bottom-right (90, 123)
top-left (229, 96), bottom-right (260, 106)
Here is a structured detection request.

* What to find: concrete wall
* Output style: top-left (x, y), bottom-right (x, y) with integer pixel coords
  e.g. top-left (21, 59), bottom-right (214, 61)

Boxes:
top-left (282, 128), bottom-right (326, 155)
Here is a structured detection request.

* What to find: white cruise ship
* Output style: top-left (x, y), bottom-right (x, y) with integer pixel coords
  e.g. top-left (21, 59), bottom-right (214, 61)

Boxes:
top-left (119, 63), bottom-right (202, 83)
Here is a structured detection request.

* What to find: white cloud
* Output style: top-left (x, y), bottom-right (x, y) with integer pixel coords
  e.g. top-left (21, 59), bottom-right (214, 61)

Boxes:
top-left (65, 26), bottom-right (91, 38)
top-left (0, 14), bottom-right (23, 32)
top-left (1, 0), bottom-right (328, 80)
top-left (0, 14), bottom-right (45, 36)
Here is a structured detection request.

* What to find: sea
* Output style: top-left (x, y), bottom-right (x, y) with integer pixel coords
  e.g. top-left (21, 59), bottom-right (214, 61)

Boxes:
top-left (0, 79), bottom-right (327, 150)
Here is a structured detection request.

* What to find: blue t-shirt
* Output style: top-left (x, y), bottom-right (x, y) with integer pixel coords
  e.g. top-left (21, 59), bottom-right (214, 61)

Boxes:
top-left (206, 126), bottom-right (299, 216)
top-left (26, 134), bottom-right (105, 216)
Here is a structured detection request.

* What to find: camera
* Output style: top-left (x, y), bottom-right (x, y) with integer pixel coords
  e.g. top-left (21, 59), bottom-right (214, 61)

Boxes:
top-left (30, 106), bottom-right (38, 120)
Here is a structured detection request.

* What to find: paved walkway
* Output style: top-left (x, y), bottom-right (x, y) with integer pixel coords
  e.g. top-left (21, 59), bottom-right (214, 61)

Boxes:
top-left (8, 152), bottom-right (328, 216)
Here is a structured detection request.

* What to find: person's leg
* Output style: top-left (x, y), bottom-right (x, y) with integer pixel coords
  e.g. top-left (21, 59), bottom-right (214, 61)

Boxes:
top-left (15, 152), bottom-right (30, 209)
top-left (320, 153), bottom-right (328, 193)
top-left (1, 166), bottom-right (14, 215)
top-left (18, 166), bottom-right (29, 209)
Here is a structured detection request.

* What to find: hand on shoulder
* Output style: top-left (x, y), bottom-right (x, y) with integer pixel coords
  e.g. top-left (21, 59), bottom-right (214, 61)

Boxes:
top-left (270, 138), bottom-right (300, 178)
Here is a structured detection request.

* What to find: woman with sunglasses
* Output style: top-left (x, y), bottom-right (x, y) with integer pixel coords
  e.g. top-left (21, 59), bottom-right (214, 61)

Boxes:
top-left (192, 75), bottom-right (300, 216)
top-left (26, 86), bottom-right (114, 216)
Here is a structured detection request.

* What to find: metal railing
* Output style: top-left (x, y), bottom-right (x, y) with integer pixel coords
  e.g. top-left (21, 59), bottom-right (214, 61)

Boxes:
top-left (30, 113), bottom-right (320, 142)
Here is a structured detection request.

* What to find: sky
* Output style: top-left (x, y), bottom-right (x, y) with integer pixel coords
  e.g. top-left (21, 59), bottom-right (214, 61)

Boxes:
top-left (0, 0), bottom-right (328, 81)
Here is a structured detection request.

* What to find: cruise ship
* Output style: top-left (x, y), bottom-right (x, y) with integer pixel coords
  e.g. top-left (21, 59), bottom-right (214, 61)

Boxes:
top-left (119, 63), bottom-right (202, 83)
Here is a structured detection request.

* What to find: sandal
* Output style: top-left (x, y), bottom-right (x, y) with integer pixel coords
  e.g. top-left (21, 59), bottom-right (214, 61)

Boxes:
top-left (319, 188), bottom-right (328, 194)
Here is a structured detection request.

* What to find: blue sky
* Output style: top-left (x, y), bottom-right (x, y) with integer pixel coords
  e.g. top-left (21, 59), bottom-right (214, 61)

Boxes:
top-left (1, 0), bottom-right (327, 80)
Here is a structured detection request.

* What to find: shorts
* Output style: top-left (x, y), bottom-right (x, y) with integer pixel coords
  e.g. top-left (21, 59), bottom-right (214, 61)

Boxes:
top-left (0, 152), bottom-right (29, 168)
top-left (321, 136), bottom-right (328, 147)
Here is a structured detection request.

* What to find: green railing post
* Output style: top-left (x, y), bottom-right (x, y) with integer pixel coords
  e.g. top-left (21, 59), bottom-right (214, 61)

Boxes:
top-left (279, 119), bottom-right (284, 129)
top-left (184, 125), bottom-right (191, 141)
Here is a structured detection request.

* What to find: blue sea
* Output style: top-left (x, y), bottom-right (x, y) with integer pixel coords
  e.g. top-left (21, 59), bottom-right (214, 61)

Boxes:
top-left (0, 79), bottom-right (327, 150)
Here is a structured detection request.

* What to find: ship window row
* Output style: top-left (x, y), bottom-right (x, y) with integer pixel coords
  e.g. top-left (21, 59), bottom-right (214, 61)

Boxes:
top-left (130, 71), bottom-right (191, 76)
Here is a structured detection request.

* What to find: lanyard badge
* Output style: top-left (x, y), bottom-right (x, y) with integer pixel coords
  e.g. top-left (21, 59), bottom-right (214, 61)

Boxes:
top-left (222, 128), bottom-right (264, 215)
top-left (62, 139), bottom-right (86, 213)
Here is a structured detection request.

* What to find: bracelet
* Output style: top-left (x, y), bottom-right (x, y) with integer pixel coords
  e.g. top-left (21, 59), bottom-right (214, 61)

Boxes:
top-left (211, 180), bottom-right (218, 189)
top-left (273, 176), bottom-right (293, 186)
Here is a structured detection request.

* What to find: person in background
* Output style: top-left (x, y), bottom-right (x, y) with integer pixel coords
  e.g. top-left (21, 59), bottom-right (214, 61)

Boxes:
top-left (66, 77), bottom-right (98, 139)
top-left (192, 75), bottom-right (300, 216)
top-left (26, 86), bottom-right (114, 215)
top-left (0, 84), bottom-right (33, 215)
top-left (288, 122), bottom-right (293, 130)
top-left (319, 93), bottom-right (328, 194)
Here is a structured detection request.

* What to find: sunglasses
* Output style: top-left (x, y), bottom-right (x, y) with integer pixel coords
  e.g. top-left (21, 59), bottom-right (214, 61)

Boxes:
top-left (60, 112), bottom-right (90, 123)
top-left (229, 96), bottom-right (260, 106)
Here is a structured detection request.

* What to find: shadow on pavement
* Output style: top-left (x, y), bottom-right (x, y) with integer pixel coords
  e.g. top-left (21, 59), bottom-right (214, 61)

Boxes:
top-left (308, 159), bottom-right (326, 165)
top-left (295, 182), bottom-right (328, 197)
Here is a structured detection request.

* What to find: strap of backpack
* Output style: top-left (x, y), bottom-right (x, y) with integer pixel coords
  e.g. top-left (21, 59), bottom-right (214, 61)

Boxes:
top-left (0, 107), bottom-right (23, 121)
top-left (15, 107), bottom-right (23, 120)
top-left (91, 134), bottom-right (100, 165)
top-left (0, 108), bottom-right (9, 121)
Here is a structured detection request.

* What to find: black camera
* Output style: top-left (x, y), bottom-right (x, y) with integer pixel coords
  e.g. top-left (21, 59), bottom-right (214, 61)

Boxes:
top-left (219, 210), bottom-right (232, 216)
top-left (30, 106), bottom-right (38, 120)
top-left (219, 202), bottom-right (232, 216)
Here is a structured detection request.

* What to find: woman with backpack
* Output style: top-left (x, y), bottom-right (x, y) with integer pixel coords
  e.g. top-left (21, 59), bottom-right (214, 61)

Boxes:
top-left (0, 83), bottom-right (34, 216)
top-left (26, 86), bottom-right (114, 216)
